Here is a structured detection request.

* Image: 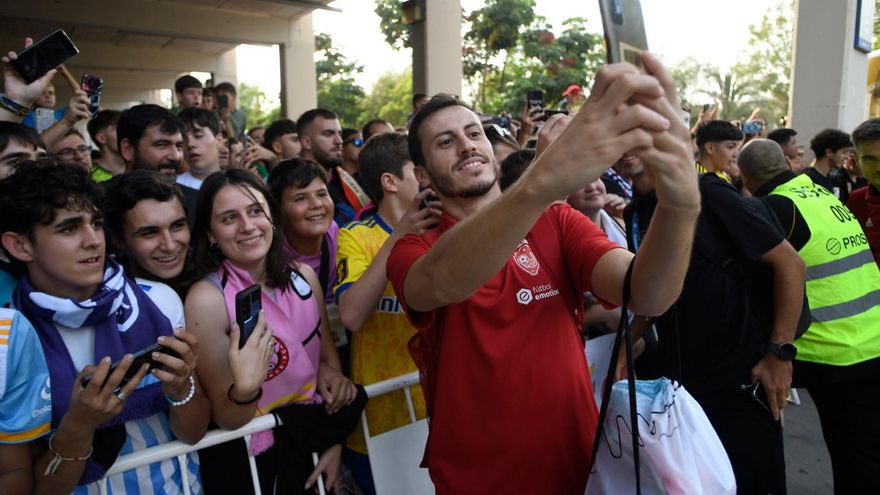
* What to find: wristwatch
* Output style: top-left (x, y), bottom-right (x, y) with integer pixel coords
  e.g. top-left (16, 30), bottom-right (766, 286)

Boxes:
top-left (765, 341), bottom-right (797, 361)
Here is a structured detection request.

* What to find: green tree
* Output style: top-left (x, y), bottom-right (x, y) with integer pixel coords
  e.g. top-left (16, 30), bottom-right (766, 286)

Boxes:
top-left (731, 0), bottom-right (794, 127)
top-left (700, 66), bottom-right (759, 121)
top-left (463, 0), bottom-right (537, 110)
top-left (360, 69), bottom-right (413, 127)
top-left (874, 0), bottom-right (880, 49)
top-left (237, 82), bottom-right (280, 130)
top-left (474, 17), bottom-right (605, 115)
top-left (315, 32), bottom-right (365, 128)
top-left (375, 0), bottom-right (412, 50)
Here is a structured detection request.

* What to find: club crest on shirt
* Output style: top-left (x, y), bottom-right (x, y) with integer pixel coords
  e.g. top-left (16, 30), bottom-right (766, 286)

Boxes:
top-left (513, 240), bottom-right (540, 276)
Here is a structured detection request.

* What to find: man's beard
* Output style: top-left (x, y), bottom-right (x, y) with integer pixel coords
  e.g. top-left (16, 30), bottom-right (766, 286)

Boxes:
top-left (427, 161), bottom-right (497, 199)
top-left (134, 151), bottom-right (179, 176)
top-left (314, 147), bottom-right (343, 169)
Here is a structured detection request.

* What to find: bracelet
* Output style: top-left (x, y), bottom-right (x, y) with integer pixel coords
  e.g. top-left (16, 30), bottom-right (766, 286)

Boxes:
top-left (44, 433), bottom-right (92, 476)
top-left (0, 93), bottom-right (32, 117)
top-left (165, 375), bottom-right (196, 407)
top-left (227, 383), bottom-right (262, 405)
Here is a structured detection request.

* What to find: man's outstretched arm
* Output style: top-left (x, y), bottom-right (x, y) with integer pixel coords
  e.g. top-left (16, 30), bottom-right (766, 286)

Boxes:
top-left (589, 53), bottom-right (700, 316)
top-left (402, 60), bottom-right (672, 312)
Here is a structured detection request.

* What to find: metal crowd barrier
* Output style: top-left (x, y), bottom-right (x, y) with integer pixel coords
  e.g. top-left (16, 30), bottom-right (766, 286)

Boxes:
top-left (97, 371), bottom-right (423, 495)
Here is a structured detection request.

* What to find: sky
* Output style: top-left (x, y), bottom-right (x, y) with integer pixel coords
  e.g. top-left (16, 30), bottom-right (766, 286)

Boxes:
top-left (237, 0), bottom-right (777, 105)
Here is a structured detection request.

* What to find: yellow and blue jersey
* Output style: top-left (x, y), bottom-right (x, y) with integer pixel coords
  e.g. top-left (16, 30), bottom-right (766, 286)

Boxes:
top-left (335, 214), bottom-right (426, 454)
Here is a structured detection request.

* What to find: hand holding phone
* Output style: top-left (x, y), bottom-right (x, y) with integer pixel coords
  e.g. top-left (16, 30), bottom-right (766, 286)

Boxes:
top-left (9, 30), bottom-right (79, 84)
top-left (599, 0), bottom-right (648, 68)
top-left (80, 343), bottom-right (180, 391)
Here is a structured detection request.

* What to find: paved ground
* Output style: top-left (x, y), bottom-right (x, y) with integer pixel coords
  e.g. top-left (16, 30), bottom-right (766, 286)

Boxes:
top-left (784, 389), bottom-right (833, 493)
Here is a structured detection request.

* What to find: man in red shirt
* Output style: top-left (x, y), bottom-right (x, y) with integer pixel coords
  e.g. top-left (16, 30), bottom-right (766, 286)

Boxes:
top-left (386, 56), bottom-right (700, 494)
top-left (848, 118), bottom-right (880, 266)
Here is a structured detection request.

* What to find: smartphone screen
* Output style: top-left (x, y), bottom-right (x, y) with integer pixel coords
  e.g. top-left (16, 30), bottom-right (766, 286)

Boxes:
top-left (81, 74), bottom-right (103, 117)
top-left (218, 94), bottom-right (229, 110)
top-left (526, 89), bottom-right (544, 113)
top-left (10, 29), bottom-right (79, 84)
top-left (599, 0), bottom-right (648, 68)
top-left (235, 284), bottom-right (262, 348)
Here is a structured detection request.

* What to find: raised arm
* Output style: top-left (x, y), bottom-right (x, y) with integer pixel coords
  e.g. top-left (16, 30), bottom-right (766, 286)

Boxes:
top-left (402, 61), bottom-right (672, 312)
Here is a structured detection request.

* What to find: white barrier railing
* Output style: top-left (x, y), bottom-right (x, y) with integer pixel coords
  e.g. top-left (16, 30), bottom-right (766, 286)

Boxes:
top-left (97, 371), bottom-right (422, 495)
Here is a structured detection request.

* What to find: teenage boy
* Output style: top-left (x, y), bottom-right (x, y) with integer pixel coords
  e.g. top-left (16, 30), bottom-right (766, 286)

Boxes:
top-left (87, 110), bottom-right (125, 182)
top-left (104, 170), bottom-right (191, 293)
top-left (173, 75), bottom-right (203, 114)
top-left (0, 162), bottom-right (209, 494)
top-left (334, 133), bottom-right (439, 493)
top-left (0, 121), bottom-right (45, 179)
top-left (241, 118), bottom-right (301, 171)
top-left (806, 128), bottom-right (853, 197)
top-left (177, 107), bottom-right (221, 190)
top-left (695, 120), bottom-right (744, 181)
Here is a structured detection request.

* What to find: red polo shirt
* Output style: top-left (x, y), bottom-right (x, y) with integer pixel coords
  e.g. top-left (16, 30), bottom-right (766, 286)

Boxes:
top-left (847, 184), bottom-right (880, 266)
top-left (387, 203), bottom-right (619, 494)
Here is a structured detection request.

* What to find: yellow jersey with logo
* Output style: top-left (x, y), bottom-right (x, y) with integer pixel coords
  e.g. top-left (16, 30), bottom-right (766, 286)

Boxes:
top-left (335, 214), bottom-right (426, 454)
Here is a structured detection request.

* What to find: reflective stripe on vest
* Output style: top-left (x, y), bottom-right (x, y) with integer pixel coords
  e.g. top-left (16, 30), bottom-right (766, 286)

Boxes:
top-left (771, 173), bottom-right (880, 365)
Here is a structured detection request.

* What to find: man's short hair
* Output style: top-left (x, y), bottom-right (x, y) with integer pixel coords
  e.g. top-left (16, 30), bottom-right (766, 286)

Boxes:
top-left (103, 170), bottom-right (185, 240)
top-left (766, 128), bottom-right (797, 147)
top-left (412, 93), bottom-right (427, 108)
top-left (810, 128), bottom-right (852, 157)
top-left (408, 94), bottom-right (473, 167)
top-left (0, 160), bottom-right (102, 241)
top-left (264, 119), bottom-right (299, 149)
top-left (87, 110), bottom-right (121, 145)
top-left (202, 87), bottom-right (213, 98)
top-left (852, 118), bottom-right (880, 147)
top-left (695, 120), bottom-right (744, 151)
top-left (296, 109), bottom-right (337, 136)
top-left (362, 119), bottom-right (392, 142)
top-left (737, 139), bottom-right (789, 183)
top-left (357, 132), bottom-right (410, 203)
top-left (178, 107), bottom-right (221, 136)
top-left (267, 158), bottom-right (329, 206)
top-left (213, 82), bottom-right (236, 97)
top-left (499, 149), bottom-right (536, 191)
top-left (0, 121), bottom-right (46, 153)
top-left (117, 104), bottom-right (185, 151)
top-left (174, 75), bottom-right (203, 94)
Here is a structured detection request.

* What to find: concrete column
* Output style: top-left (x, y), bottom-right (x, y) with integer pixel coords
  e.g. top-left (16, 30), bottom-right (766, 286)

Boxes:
top-left (214, 47), bottom-right (238, 88)
top-left (411, 0), bottom-right (462, 98)
top-left (790, 0), bottom-right (870, 158)
top-left (281, 13), bottom-right (318, 120)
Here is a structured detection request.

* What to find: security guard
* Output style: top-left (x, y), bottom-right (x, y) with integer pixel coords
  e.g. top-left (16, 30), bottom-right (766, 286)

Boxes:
top-left (739, 138), bottom-right (880, 494)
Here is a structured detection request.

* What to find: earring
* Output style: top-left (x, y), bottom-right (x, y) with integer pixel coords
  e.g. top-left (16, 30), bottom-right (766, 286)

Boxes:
top-left (209, 240), bottom-right (219, 249)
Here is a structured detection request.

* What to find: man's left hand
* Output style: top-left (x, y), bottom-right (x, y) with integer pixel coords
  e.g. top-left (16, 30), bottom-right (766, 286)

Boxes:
top-left (750, 353), bottom-right (792, 422)
top-left (152, 328), bottom-right (199, 401)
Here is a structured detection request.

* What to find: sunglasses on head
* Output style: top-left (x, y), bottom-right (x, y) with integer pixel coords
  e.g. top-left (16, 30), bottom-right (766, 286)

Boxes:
top-left (345, 137), bottom-right (364, 148)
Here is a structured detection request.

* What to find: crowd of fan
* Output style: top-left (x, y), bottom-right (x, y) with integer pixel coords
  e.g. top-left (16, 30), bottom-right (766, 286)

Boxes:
top-left (0, 36), bottom-right (879, 495)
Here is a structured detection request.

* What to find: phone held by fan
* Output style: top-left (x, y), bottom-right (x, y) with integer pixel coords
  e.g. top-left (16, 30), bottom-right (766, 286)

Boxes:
top-left (235, 284), bottom-right (262, 348)
top-left (598, 0), bottom-right (648, 68)
top-left (81, 74), bottom-right (103, 117)
top-left (9, 29), bottom-right (79, 84)
top-left (80, 343), bottom-right (180, 392)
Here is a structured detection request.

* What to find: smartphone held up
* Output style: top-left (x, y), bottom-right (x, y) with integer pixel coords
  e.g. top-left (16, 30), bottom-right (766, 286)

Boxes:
top-left (599, 0), bottom-right (648, 68)
top-left (9, 29), bottom-right (79, 84)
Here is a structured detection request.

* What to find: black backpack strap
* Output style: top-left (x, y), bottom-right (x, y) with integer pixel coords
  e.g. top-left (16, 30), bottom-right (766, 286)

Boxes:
top-left (590, 257), bottom-right (641, 494)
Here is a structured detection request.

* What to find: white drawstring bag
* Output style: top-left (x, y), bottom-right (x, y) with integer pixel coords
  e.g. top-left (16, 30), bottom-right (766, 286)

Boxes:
top-left (585, 378), bottom-right (736, 494)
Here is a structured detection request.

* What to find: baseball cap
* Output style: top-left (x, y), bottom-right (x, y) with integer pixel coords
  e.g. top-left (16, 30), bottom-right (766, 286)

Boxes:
top-left (562, 84), bottom-right (582, 97)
